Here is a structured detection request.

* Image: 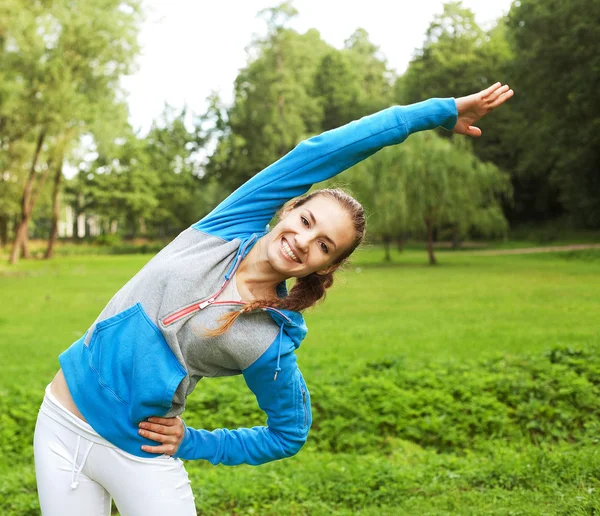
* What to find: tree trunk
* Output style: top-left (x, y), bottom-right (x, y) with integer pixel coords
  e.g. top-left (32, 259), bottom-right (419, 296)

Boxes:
top-left (425, 217), bottom-right (437, 265)
top-left (45, 155), bottom-right (64, 259)
top-left (452, 225), bottom-right (461, 250)
top-left (0, 216), bottom-right (8, 248)
top-left (396, 232), bottom-right (406, 252)
top-left (383, 234), bottom-right (392, 261)
top-left (21, 231), bottom-right (30, 259)
top-left (10, 128), bottom-right (46, 264)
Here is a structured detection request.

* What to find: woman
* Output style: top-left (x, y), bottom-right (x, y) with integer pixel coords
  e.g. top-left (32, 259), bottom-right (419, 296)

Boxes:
top-left (34, 83), bottom-right (513, 515)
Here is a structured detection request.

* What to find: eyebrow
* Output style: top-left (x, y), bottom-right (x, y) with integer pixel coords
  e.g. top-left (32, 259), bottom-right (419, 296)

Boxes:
top-left (306, 209), bottom-right (337, 249)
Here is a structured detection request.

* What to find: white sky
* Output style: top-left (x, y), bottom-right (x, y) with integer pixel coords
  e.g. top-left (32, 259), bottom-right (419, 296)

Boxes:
top-left (121, 0), bottom-right (514, 135)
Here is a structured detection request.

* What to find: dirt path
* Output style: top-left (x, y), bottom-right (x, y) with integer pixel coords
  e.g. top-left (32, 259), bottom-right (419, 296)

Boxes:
top-left (465, 243), bottom-right (600, 256)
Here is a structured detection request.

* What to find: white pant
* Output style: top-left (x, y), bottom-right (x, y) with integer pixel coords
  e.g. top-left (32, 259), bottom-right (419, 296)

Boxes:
top-left (34, 384), bottom-right (196, 516)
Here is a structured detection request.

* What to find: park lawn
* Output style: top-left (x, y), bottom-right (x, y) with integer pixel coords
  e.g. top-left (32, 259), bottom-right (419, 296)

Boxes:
top-left (1, 247), bottom-right (599, 514)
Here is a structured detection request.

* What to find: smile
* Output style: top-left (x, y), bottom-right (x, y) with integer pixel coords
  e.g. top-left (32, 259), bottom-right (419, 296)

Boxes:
top-left (281, 238), bottom-right (301, 263)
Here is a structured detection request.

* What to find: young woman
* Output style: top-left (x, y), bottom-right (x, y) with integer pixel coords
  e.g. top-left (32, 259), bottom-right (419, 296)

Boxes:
top-left (34, 83), bottom-right (513, 515)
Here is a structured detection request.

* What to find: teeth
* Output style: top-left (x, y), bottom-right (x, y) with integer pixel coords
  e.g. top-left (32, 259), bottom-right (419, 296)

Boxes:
top-left (282, 240), bottom-right (300, 263)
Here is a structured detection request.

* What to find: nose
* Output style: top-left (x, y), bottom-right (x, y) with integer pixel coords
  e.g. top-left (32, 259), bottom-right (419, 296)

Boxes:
top-left (294, 233), bottom-right (309, 253)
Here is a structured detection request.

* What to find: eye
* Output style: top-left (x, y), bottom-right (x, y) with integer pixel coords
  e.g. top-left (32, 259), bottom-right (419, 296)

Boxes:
top-left (301, 216), bottom-right (309, 227)
top-left (320, 242), bottom-right (329, 254)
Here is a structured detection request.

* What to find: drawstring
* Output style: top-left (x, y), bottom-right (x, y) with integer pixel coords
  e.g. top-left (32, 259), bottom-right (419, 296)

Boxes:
top-left (70, 436), bottom-right (94, 490)
top-left (273, 324), bottom-right (284, 381)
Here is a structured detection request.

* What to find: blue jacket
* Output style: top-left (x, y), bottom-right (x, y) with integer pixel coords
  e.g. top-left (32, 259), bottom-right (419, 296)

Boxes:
top-left (59, 98), bottom-right (457, 465)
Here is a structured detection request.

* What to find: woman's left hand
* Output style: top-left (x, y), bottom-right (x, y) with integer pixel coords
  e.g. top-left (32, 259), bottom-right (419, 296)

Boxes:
top-left (138, 416), bottom-right (185, 456)
top-left (453, 82), bottom-right (514, 137)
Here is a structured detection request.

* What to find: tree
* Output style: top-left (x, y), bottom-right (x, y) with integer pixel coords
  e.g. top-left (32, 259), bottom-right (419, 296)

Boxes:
top-left (396, 1), bottom-right (488, 104)
top-left (395, 2), bottom-right (522, 223)
top-left (401, 132), bottom-right (511, 264)
top-left (332, 148), bottom-right (409, 261)
top-left (312, 29), bottom-right (393, 131)
top-left (144, 105), bottom-right (211, 236)
top-left (506, 0), bottom-right (600, 227)
top-left (2, 0), bottom-right (142, 263)
top-left (312, 50), bottom-right (362, 131)
top-left (332, 131), bottom-right (511, 265)
top-left (343, 28), bottom-right (394, 116)
top-left (80, 134), bottom-right (159, 239)
top-left (204, 4), bottom-right (330, 191)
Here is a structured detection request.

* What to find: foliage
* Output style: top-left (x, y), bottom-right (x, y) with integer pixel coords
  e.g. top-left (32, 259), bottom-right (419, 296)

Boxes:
top-left (1, 0), bottom-right (142, 261)
top-left (330, 131), bottom-right (511, 263)
top-left (203, 5), bottom-right (329, 191)
top-left (4, 0), bottom-right (600, 264)
top-left (2, 344), bottom-right (600, 513)
top-left (506, 0), bottom-right (600, 227)
top-left (395, 3), bottom-right (523, 223)
top-left (1, 248), bottom-right (599, 513)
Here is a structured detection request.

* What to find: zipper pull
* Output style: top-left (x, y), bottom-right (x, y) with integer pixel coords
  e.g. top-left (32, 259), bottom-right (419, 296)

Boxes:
top-left (199, 298), bottom-right (215, 309)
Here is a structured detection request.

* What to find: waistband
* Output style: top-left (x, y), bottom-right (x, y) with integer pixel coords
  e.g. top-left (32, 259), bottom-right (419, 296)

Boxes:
top-left (41, 383), bottom-right (116, 448)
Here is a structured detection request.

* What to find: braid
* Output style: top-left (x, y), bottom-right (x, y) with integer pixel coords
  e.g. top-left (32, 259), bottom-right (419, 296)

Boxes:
top-left (204, 273), bottom-right (335, 337)
top-left (205, 188), bottom-right (364, 337)
top-left (280, 271), bottom-right (334, 312)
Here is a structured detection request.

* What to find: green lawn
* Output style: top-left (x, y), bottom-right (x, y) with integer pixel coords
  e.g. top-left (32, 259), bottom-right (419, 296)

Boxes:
top-left (1, 247), bottom-right (599, 515)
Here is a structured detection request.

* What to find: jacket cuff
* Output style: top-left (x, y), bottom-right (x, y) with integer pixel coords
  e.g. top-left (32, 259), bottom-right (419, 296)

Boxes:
top-left (173, 421), bottom-right (220, 462)
top-left (396, 97), bottom-right (458, 133)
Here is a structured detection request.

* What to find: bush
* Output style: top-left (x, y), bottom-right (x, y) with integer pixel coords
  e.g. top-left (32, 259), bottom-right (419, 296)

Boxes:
top-left (3, 345), bottom-right (599, 467)
top-left (95, 234), bottom-right (123, 247)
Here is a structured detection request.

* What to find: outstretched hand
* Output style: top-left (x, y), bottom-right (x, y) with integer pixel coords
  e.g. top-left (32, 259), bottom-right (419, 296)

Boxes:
top-left (139, 416), bottom-right (185, 456)
top-left (453, 82), bottom-right (514, 137)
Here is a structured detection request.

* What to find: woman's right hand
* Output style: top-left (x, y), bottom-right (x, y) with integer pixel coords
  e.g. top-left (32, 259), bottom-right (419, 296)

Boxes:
top-left (138, 416), bottom-right (185, 456)
top-left (453, 82), bottom-right (514, 138)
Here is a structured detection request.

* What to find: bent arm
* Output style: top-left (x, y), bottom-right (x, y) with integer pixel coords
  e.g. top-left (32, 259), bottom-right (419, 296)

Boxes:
top-left (195, 98), bottom-right (457, 239)
top-left (173, 336), bottom-right (311, 465)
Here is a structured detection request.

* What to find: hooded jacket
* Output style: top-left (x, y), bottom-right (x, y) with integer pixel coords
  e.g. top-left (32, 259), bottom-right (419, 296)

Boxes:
top-left (59, 98), bottom-right (457, 466)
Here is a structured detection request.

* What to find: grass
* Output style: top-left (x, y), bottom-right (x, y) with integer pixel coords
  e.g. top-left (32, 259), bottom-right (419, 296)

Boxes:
top-left (0, 246), bottom-right (599, 514)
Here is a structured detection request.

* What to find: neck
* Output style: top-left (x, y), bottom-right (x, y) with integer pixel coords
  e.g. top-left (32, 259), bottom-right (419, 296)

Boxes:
top-left (236, 234), bottom-right (287, 301)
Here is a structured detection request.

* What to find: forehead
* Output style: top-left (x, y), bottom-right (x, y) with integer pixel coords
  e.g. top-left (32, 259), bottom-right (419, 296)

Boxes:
top-left (295, 196), bottom-right (355, 249)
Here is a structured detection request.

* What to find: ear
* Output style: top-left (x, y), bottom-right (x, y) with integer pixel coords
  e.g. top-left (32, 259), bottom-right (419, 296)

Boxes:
top-left (315, 263), bottom-right (340, 276)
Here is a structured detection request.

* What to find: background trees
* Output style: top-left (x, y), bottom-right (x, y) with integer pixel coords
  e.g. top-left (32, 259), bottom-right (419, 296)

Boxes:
top-left (330, 132), bottom-right (511, 264)
top-left (2, 0), bottom-right (599, 265)
top-left (1, 0), bottom-right (142, 262)
top-left (506, 0), bottom-right (600, 228)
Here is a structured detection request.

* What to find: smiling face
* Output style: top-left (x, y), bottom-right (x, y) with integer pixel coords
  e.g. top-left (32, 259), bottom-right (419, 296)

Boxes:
top-left (266, 195), bottom-right (356, 279)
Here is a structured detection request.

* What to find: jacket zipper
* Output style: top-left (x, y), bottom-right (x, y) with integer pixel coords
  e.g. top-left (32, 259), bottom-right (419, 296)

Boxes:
top-left (301, 386), bottom-right (308, 428)
top-left (161, 236), bottom-right (256, 327)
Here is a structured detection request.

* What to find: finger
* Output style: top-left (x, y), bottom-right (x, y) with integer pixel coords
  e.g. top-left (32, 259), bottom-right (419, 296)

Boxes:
top-left (480, 82), bottom-right (502, 97)
top-left (147, 417), bottom-right (179, 426)
top-left (467, 125), bottom-right (482, 138)
top-left (139, 422), bottom-right (178, 435)
top-left (141, 444), bottom-right (175, 455)
top-left (489, 89), bottom-right (514, 108)
top-left (139, 428), bottom-right (176, 443)
top-left (485, 84), bottom-right (510, 104)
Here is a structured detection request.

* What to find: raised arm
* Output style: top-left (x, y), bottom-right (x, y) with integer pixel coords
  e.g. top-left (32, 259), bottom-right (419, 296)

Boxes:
top-left (194, 83), bottom-right (512, 241)
top-left (194, 98), bottom-right (456, 240)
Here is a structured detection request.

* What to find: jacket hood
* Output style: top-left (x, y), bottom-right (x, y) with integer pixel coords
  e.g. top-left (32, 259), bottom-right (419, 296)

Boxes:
top-left (266, 308), bottom-right (308, 348)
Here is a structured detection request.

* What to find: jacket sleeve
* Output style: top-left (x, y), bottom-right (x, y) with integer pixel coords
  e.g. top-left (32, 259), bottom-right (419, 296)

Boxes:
top-left (173, 334), bottom-right (311, 465)
top-left (194, 98), bottom-right (457, 240)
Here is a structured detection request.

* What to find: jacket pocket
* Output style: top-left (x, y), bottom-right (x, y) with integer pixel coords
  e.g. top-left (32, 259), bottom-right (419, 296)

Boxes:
top-left (87, 303), bottom-right (187, 423)
top-left (295, 370), bottom-right (312, 431)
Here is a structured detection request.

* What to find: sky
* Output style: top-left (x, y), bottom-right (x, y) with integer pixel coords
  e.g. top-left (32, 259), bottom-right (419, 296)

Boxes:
top-left (121, 0), bottom-right (514, 135)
